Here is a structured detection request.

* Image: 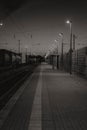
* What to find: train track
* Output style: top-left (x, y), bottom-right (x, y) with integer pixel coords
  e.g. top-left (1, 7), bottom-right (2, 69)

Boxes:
top-left (0, 65), bottom-right (37, 110)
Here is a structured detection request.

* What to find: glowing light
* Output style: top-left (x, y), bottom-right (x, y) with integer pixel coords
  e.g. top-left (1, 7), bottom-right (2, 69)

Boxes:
top-left (66, 20), bottom-right (70, 24)
top-left (0, 22), bottom-right (3, 26)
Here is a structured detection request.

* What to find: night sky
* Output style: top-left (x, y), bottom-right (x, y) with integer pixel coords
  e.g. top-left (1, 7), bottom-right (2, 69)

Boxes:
top-left (0, 0), bottom-right (87, 55)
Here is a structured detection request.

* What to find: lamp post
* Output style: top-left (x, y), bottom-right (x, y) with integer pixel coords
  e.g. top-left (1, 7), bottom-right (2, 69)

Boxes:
top-left (0, 21), bottom-right (3, 49)
top-left (66, 20), bottom-right (72, 74)
top-left (55, 39), bottom-right (59, 69)
top-left (59, 33), bottom-right (64, 69)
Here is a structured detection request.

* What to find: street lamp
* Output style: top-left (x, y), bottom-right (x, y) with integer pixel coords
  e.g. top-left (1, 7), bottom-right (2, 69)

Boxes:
top-left (55, 39), bottom-right (59, 69)
top-left (66, 20), bottom-right (72, 74)
top-left (59, 33), bottom-right (64, 69)
top-left (0, 21), bottom-right (3, 49)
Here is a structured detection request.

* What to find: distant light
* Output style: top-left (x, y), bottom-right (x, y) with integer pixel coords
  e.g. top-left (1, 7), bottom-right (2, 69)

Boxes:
top-left (0, 22), bottom-right (3, 26)
top-left (66, 20), bottom-right (70, 24)
top-left (66, 20), bottom-right (72, 25)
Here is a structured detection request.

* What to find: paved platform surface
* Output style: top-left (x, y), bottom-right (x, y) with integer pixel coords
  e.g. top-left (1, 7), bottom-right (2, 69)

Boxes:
top-left (0, 63), bottom-right (87, 130)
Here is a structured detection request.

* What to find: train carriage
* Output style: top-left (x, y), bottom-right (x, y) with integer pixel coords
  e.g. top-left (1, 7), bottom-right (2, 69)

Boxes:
top-left (0, 49), bottom-right (22, 67)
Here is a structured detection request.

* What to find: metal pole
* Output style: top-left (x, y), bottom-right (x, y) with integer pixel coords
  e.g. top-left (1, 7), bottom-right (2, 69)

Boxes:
top-left (57, 43), bottom-right (59, 69)
top-left (26, 48), bottom-right (27, 63)
top-left (59, 33), bottom-right (64, 69)
top-left (61, 43), bottom-right (63, 68)
top-left (61, 35), bottom-right (63, 69)
top-left (70, 22), bottom-right (72, 74)
top-left (18, 40), bottom-right (20, 54)
top-left (54, 39), bottom-right (59, 69)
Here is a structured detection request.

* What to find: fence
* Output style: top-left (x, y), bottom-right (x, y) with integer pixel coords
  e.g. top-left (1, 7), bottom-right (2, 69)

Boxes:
top-left (72, 47), bottom-right (87, 77)
top-left (46, 47), bottom-right (87, 78)
top-left (62, 47), bottom-right (87, 78)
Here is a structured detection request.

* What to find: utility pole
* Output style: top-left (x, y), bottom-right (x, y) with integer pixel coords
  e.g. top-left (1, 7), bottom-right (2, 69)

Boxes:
top-left (59, 33), bottom-right (63, 69)
top-left (18, 40), bottom-right (21, 54)
top-left (57, 44), bottom-right (59, 69)
top-left (55, 39), bottom-right (59, 69)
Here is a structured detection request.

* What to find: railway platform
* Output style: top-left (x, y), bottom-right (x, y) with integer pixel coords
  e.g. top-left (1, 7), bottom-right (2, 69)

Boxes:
top-left (0, 63), bottom-right (87, 130)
